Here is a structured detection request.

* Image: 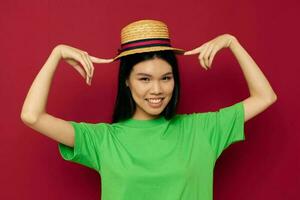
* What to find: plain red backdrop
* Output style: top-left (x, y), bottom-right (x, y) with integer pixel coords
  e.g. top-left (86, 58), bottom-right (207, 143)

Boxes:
top-left (1, 0), bottom-right (298, 199)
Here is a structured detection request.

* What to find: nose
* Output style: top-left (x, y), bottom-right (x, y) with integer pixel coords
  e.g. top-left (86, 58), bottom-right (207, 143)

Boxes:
top-left (150, 81), bottom-right (163, 94)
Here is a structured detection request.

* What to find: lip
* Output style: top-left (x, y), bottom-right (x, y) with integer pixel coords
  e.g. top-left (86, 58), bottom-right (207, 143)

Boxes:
top-left (146, 98), bottom-right (164, 108)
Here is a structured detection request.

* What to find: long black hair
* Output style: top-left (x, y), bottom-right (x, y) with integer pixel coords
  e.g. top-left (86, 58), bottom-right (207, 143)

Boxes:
top-left (112, 50), bottom-right (180, 123)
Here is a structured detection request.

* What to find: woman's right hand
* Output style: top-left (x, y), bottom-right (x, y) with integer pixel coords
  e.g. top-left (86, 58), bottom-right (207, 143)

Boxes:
top-left (55, 44), bottom-right (114, 86)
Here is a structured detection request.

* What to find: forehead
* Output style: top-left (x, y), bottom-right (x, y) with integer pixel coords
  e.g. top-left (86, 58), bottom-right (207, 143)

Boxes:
top-left (131, 58), bottom-right (172, 76)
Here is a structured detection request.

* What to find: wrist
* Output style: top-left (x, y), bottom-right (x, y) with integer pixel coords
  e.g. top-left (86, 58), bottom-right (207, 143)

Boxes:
top-left (51, 45), bottom-right (62, 60)
top-left (228, 35), bottom-right (239, 50)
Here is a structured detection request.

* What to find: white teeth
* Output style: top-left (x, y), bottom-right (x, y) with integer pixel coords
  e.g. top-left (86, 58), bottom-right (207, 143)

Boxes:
top-left (147, 98), bottom-right (162, 103)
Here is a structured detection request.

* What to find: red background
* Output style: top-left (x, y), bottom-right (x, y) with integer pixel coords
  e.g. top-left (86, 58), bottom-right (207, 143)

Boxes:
top-left (1, 0), bottom-right (298, 199)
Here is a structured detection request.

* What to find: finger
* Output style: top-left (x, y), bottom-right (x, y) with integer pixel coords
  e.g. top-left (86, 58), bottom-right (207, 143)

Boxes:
top-left (65, 58), bottom-right (87, 79)
top-left (81, 53), bottom-right (92, 77)
top-left (183, 45), bottom-right (204, 55)
top-left (65, 58), bottom-right (78, 67)
top-left (73, 65), bottom-right (86, 79)
top-left (90, 56), bottom-right (114, 63)
top-left (79, 53), bottom-right (94, 85)
top-left (208, 48), bottom-right (218, 67)
top-left (83, 53), bottom-right (94, 77)
top-left (81, 57), bottom-right (92, 85)
top-left (84, 54), bottom-right (94, 85)
top-left (86, 55), bottom-right (95, 78)
top-left (184, 48), bottom-right (200, 55)
top-left (203, 44), bottom-right (214, 68)
top-left (88, 76), bottom-right (91, 86)
top-left (77, 56), bottom-right (90, 85)
top-left (198, 48), bottom-right (208, 70)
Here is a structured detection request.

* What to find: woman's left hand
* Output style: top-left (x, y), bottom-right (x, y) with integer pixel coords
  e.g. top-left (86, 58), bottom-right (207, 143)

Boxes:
top-left (184, 34), bottom-right (236, 70)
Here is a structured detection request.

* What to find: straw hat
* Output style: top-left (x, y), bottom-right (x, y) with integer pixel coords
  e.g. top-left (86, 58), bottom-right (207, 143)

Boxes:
top-left (113, 19), bottom-right (185, 61)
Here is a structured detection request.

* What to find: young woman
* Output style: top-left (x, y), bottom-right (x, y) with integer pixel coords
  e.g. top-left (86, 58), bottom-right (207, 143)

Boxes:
top-left (21, 19), bottom-right (277, 200)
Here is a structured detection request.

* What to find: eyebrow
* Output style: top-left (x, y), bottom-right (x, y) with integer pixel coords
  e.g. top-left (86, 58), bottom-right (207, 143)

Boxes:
top-left (136, 72), bottom-right (173, 77)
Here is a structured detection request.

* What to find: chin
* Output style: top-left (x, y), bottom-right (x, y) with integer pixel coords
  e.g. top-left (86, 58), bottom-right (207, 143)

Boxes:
top-left (145, 103), bottom-right (168, 116)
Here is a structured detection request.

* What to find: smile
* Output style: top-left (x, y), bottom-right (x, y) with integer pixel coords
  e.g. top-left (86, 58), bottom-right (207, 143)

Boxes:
top-left (146, 98), bottom-right (164, 103)
top-left (145, 98), bottom-right (165, 108)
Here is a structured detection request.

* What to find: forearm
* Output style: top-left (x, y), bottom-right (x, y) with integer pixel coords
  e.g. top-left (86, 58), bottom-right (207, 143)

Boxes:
top-left (229, 37), bottom-right (277, 101)
top-left (21, 46), bottom-right (61, 123)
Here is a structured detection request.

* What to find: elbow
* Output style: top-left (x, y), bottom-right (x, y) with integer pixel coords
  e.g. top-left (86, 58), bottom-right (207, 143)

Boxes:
top-left (254, 93), bottom-right (277, 106)
top-left (20, 112), bottom-right (39, 125)
top-left (266, 93), bottom-right (278, 105)
top-left (270, 92), bottom-right (278, 103)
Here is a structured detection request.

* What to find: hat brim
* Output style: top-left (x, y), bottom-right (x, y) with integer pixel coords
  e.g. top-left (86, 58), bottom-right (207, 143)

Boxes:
top-left (112, 46), bottom-right (186, 61)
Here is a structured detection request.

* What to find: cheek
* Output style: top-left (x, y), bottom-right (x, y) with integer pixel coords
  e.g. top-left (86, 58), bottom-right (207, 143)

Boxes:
top-left (130, 84), bottom-right (147, 100)
top-left (166, 81), bottom-right (175, 94)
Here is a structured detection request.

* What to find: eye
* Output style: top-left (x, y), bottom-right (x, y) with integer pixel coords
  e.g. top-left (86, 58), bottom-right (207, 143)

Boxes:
top-left (139, 77), bottom-right (150, 82)
top-left (162, 76), bottom-right (172, 81)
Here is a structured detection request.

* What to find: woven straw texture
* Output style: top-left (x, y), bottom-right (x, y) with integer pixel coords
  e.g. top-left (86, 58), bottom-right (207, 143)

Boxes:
top-left (113, 19), bottom-right (185, 60)
top-left (121, 20), bottom-right (169, 44)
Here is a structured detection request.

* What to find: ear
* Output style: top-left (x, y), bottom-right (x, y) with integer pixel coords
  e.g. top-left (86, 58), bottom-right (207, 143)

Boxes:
top-left (125, 80), bottom-right (129, 87)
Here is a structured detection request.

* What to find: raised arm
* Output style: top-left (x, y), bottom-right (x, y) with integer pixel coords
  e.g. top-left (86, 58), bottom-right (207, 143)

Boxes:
top-left (184, 34), bottom-right (277, 122)
top-left (20, 44), bottom-right (113, 147)
top-left (227, 36), bottom-right (277, 122)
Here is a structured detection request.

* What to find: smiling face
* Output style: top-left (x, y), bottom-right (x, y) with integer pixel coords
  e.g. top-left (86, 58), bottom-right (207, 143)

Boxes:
top-left (126, 57), bottom-right (175, 120)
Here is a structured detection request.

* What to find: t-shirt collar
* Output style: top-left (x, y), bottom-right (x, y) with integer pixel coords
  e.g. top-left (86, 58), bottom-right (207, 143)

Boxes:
top-left (119, 115), bottom-right (167, 128)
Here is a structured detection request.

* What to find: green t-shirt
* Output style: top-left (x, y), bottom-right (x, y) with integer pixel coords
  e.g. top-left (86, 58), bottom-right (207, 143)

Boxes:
top-left (58, 102), bottom-right (245, 200)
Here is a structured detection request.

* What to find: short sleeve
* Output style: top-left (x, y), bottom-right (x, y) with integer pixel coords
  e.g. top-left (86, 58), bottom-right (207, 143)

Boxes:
top-left (58, 121), bottom-right (109, 172)
top-left (189, 102), bottom-right (245, 160)
top-left (206, 102), bottom-right (245, 159)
